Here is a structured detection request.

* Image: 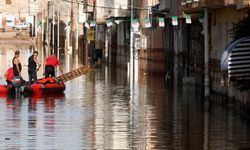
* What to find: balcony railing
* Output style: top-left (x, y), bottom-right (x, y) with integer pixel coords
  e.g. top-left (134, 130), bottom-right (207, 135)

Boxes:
top-left (182, 0), bottom-right (237, 10)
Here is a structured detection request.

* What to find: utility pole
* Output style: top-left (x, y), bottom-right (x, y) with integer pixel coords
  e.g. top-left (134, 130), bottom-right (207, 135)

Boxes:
top-left (57, 4), bottom-right (60, 60)
top-left (204, 7), bottom-right (210, 99)
top-left (71, 0), bottom-right (78, 53)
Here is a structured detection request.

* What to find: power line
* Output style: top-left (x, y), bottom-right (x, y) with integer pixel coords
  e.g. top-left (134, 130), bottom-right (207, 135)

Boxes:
top-left (61, 0), bottom-right (166, 12)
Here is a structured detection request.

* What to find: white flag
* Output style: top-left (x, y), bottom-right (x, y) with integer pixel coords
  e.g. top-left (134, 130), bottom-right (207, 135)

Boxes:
top-left (85, 22), bottom-right (90, 29)
top-left (90, 21), bottom-right (96, 27)
top-left (132, 19), bottom-right (139, 32)
top-left (172, 16), bottom-right (178, 26)
top-left (158, 18), bottom-right (165, 27)
top-left (185, 15), bottom-right (192, 24)
top-left (106, 20), bottom-right (113, 27)
top-left (144, 18), bottom-right (151, 28)
top-left (64, 25), bottom-right (69, 30)
top-left (115, 20), bottom-right (122, 24)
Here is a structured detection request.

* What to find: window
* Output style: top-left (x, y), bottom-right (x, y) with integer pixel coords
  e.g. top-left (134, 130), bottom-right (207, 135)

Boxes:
top-left (6, 0), bottom-right (11, 5)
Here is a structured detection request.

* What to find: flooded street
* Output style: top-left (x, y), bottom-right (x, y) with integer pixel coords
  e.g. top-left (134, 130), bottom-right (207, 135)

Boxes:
top-left (0, 43), bottom-right (250, 149)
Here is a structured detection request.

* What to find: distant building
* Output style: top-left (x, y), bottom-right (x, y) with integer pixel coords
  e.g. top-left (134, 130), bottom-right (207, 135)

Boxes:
top-left (0, 0), bottom-right (29, 29)
top-left (92, 0), bottom-right (130, 66)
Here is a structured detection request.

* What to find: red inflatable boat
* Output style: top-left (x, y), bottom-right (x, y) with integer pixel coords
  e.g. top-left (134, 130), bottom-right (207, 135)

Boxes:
top-left (29, 77), bottom-right (65, 94)
top-left (0, 85), bottom-right (9, 96)
top-left (0, 77), bottom-right (65, 96)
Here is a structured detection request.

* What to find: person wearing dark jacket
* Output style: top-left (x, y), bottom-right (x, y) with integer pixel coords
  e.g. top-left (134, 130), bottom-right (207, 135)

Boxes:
top-left (28, 51), bottom-right (41, 84)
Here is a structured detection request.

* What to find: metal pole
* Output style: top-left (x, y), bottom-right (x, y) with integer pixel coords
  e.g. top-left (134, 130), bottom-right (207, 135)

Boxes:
top-left (42, 7), bottom-right (44, 44)
top-left (68, 11), bottom-right (70, 53)
top-left (35, 13), bottom-right (38, 38)
top-left (57, 4), bottom-right (60, 60)
top-left (52, 4), bottom-right (55, 53)
top-left (204, 7), bottom-right (210, 98)
top-left (85, 13), bottom-right (88, 65)
top-left (130, 0), bottom-right (134, 81)
top-left (76, 3), bottom-right (79, 53)
top-left (47, 1), bottom-right (50, 55)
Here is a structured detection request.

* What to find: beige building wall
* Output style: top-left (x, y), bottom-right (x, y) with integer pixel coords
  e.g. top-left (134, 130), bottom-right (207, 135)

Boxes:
top-left (95, 0), bottom-right (106, 23)
top-left (0, 0), bottom-right (29, 18)
top-left (0, 0), bottom-right (70, 21)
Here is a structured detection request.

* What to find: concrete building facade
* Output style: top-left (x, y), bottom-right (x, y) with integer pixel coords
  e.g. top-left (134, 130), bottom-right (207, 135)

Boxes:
top-left (181, 0), bottom-right (250, 109)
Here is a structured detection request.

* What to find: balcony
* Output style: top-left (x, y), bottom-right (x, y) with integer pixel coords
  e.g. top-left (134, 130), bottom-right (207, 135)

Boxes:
top-left (158, 0), bottom-right (170, 12)
top-left (84, 0), bottom-right (95, 13)
top-left (237, 0), bottom-right (250, 9)
top-left (182, 0), bottom-right (237, 13)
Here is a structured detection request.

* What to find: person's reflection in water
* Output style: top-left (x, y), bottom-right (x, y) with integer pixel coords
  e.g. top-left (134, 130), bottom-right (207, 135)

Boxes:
top-left (27, 97), bottom-right (39, 148)
top-left (44, 96), bottom-right (57, 133)
top-left (28, 97), bottom-right (40, 127)
top-left (6, 96), bottom-right (22, 111)
top-left (43, 94), bottom-right (65, 147)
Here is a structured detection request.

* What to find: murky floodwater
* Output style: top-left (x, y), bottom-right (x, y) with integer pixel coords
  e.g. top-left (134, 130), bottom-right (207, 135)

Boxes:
top-left (0, 42), bottom-right (250, 149)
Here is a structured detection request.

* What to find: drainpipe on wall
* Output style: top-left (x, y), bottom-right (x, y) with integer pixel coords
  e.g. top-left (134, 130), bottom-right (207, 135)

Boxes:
top-left (204, 7), bottom-right (210, 99)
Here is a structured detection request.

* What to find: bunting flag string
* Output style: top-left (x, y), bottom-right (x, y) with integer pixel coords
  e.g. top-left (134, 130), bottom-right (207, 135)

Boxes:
top-left (84, 14), bottom-right (194, 29)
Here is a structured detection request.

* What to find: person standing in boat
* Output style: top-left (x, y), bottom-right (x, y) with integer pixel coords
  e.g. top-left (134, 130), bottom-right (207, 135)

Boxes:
top-left (4, 67), bottom-right (14, 85)
top-left (45, 53), bottom-right (63, 77)
top-left (13, 50), bottom-right (22, 77)
top-left (28, 51), bottom-right (41, 84)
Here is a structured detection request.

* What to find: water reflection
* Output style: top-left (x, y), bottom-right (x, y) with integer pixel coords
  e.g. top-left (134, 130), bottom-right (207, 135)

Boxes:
top-left (0, 42), bottom-right (250, 149)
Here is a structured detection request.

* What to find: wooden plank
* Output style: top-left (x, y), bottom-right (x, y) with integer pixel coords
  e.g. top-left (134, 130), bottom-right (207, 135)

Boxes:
top-left (56, 65), bottom-right (93, 82)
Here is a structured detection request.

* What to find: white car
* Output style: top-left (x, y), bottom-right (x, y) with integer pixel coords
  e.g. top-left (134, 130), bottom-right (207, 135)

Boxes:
top-left (13, 23), bottom-right (30, 30)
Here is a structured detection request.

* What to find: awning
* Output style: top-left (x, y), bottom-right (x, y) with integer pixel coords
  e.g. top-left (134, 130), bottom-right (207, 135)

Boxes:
top-left (221, 37), bottom-right (250, 79)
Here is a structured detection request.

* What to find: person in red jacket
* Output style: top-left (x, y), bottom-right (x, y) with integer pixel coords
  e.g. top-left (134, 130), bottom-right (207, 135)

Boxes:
top-left (45, 53), bottom-right (63, 77)
top-left (4, 67), bottom-right (14, 85)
